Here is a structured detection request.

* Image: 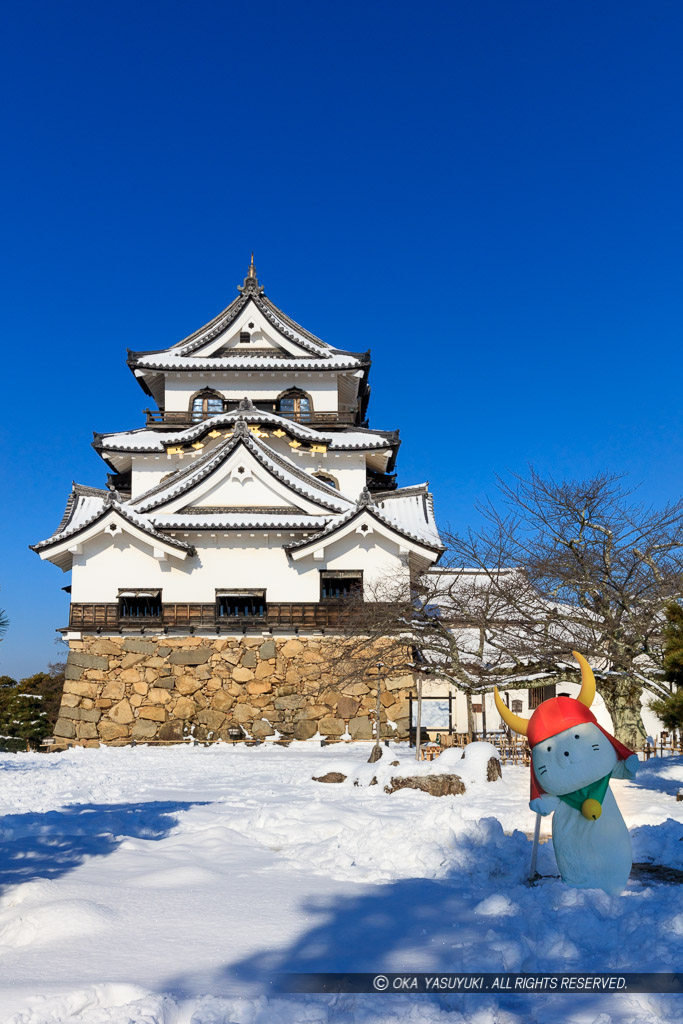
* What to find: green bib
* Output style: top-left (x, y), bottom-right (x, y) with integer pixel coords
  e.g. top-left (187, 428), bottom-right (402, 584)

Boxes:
top-left (559, 772), bottom-right (611, 812)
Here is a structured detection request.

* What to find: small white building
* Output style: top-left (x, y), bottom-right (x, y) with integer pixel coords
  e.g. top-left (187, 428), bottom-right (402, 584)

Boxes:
top-left (33, 259), bottom-right (444, 746)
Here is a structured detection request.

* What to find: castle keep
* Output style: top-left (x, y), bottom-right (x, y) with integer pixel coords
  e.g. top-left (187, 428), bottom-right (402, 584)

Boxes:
top-left (32, 259), bottom-right (443, 746)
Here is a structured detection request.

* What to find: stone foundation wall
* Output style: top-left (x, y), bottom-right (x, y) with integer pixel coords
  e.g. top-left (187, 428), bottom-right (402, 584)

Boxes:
top-left (53, 636), bottom-right (415, 747)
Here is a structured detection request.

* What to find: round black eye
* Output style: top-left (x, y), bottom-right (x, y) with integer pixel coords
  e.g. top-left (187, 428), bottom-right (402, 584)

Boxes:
top-left (575, 734), bottom-right (580, 739)
top-left (547, 746), bottom-right (551, 751)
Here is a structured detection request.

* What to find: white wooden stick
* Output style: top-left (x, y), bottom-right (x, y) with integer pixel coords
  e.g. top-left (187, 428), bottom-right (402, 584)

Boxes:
top-left (528, 812), bottom-right (541, 882)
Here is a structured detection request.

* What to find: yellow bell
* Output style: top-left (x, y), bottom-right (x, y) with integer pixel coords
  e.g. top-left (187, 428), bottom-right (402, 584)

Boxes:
top-left (581, 798), bottom-right (602, 820)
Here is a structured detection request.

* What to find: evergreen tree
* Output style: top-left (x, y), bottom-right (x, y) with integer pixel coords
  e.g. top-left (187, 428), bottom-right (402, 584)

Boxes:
top-left (648, 603), bottom-right (683, 733)
top-left (0, 664), bottom-right (65, 749)
top-left (648, 689), bottom-right (683, 733)
top-left (663, 602), bottom-right (683, 685)
top-left (0, 587), bottom-right (8, 638)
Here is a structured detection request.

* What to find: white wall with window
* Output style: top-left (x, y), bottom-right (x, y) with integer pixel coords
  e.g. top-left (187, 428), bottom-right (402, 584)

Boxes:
top-left (68, 528), bottom-right (411, 605)
top-left (163, 374), bottom-right (340, 415)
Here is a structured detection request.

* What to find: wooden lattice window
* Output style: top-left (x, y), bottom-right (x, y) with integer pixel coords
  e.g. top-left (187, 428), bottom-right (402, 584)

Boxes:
top-left (528, 683), bottom-right (556, 709)
top-left (118, 590), bottom-right (162, 619)
top-left (320, 571), bottom-right (363, 601)
top-left (216, 590), bottom-right (266, 619)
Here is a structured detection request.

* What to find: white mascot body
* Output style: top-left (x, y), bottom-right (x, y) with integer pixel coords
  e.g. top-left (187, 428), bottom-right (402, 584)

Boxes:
top-left (495, 653), bottom-right (639, 895)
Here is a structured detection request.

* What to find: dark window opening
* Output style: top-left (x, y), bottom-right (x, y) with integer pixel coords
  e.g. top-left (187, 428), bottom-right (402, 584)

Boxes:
top-left (119, 590), bottom-right (162, 619)
top-left (239, 331), bottom-right (251, 343)
top-left (191, 392), bottom-right (224, 422)
top-left (216, 591), bottom-right (266, 619)
top-left (320, 571), bottom-right (363, 601)
top-left (528, 683), bottom-right (556, 710)
top-left (313, 472), bottom-right (339, 490)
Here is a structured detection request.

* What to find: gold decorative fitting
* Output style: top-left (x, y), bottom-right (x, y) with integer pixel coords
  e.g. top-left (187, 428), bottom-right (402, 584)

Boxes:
top-left (191, 442), bottom-right (205, 450)
top-left (310, 444), bottom-right (327, 454)
top-left (208, 430), bottom-right (222, 439)
top-left (272, 429), bottom-right (286, 438)
top-left (166, 446), bottom-right (184, 455)
top-left (289, 440), bottom-right (302, 449)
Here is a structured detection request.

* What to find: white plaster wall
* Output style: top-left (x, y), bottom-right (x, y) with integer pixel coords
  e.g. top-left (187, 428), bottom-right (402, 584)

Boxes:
top-left (70, 528), bottom-right (409, 604)
top-left (291, 449), bottom-right (367, 500)
top-left (182, 468), bottom-right (299, 511)
top-left (299, 528), bottom-right (412, 594)
top-left (130, 457), bottom-right (177, 498)
top-left (163, 374), bottom-right (339, 414)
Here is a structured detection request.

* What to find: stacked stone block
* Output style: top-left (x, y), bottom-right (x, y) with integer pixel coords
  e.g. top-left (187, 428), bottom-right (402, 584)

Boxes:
top-left (54, 636), bottom-right (414, 747)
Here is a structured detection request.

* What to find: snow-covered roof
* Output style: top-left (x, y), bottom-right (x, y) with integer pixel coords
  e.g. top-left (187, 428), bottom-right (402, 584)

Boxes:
top-left (286, 488), bottom-right (444, 556)
top-left (373, 485), bottom-right (442, 549)
top-left (54, 484), bottom-right (109, 535)
top-left (31, 488), bottom-right (197, 561)
top-left (130, 421), bottom-right (355, 515)
top-left (33, 464), bottom-right (441, 576)
top-left (94, 406), bottom-right (398, 455)
top-left (127, 261), bottom-right (369, 373)
top-left (130, 352), bottom-right (368, 372)
top-left (152, 513), bottom-right (331, 531)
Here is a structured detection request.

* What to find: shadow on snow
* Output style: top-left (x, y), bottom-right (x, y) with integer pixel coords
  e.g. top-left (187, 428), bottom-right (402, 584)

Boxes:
top-left (627, 755), bottom-right (683, 798)
top-left (158, 816), bottom-right (683, 1022)
top-left (0, 800), bottom-right (208, 891)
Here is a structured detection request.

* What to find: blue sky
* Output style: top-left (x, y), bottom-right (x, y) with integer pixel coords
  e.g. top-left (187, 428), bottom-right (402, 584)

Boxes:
top-left (1, 1), bottom-right (682, 677)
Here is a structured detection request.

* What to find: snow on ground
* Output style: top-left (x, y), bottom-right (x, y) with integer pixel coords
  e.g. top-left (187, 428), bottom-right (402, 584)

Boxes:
top-left (0, 742), bottom-right (681, 1024)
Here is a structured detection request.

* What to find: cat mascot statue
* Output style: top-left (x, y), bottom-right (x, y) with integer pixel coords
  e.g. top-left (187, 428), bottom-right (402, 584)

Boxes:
top-left (494, 652), bottom-right (639, 894)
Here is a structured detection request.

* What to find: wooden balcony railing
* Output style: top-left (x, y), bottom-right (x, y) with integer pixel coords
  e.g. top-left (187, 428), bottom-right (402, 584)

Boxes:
top-left (143, 408), bottom-right (357, 429)
top-left (68, 601), bottom-right (373, 632)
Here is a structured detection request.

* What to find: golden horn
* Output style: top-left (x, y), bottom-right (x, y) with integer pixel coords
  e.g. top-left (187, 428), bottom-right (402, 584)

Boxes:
top-left (493, 686), bottom-right (528, 736)
top-left (572, 651), bottom-right (596, 708)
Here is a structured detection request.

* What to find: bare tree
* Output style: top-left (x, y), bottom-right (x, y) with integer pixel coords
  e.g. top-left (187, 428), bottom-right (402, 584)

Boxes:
top-left (326, 470), bottom-right (683, 749)
top-left (449, 468), bottom-right (683, 747)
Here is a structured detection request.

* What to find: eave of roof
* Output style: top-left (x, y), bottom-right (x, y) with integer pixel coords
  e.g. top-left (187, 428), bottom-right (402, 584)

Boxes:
top-left (285, 501), bottom-right (444, 556)
top-left (152, 512), bottom-right (330, 530)
top-left (93, 411), bottom-right (399, 455)
top-left (128, 354), bottom-right (368, 372)
top-left (31, 497), bottom-right (196, 556)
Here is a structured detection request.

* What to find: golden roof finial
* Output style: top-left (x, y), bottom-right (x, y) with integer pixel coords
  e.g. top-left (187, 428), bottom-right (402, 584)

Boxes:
top-left (247, 252), bottom-right (256, 278)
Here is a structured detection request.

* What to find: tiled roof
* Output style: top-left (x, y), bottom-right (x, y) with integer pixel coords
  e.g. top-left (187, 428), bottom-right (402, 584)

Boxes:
top-left (55, 483), bottom-right (109, 533)
top-left (151, 512), bottom-right (330, 530)
top-left (130, 421), bottom-right (355, 514)
top-left (372, 485), bottom-right (442, 548)
top-left (126, 273), bottom-right (365, 364)
top-left (129, 352), bottom-right (368, 372)
top-left (285, 489), bottom-right (444, 555)
top-left (94, 410), bottom-right (397, 454)
top-left (31, 491), bottom-right (196, 555)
